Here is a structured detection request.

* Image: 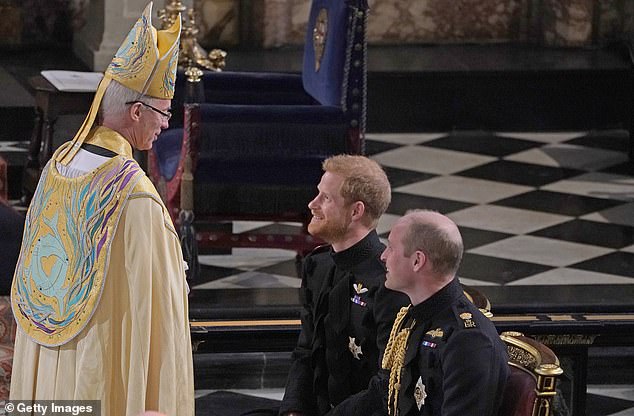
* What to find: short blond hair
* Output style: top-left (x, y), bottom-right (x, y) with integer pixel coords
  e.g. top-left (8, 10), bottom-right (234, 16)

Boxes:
top-left (322, 155), bottom-right (391, 227)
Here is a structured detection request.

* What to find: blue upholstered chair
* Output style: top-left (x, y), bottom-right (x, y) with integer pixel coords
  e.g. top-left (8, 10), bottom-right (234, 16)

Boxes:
top-left (149, 0), bottom-right (368, 280)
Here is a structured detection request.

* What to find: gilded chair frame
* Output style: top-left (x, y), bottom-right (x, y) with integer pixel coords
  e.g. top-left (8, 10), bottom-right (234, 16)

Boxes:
top-left (500, 331), bottom-right (564, 416)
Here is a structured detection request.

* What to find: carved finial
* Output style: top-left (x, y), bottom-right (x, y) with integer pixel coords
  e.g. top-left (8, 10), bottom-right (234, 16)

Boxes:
top-left (185, 66), bottom-right (203, 83)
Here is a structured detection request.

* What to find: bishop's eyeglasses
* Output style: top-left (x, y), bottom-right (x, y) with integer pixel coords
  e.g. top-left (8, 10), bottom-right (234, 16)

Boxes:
top-left (125, 100), bottom-right (172, 121)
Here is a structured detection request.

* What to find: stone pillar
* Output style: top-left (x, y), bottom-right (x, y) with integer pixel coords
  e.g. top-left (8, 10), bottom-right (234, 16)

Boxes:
top-left (73, 0), bottom-right (193, 71)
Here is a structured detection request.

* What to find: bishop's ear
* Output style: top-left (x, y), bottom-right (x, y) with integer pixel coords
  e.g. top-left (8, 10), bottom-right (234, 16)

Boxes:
top-left (128, 102), bottom-right (143, 121)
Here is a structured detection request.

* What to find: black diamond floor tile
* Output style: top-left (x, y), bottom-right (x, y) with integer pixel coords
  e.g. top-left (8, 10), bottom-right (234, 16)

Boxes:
top-left (250, 223), bottom-right (305, 235)
top-left (570, 251), bottom-right (634, 278)
top-left (383, 166), bottom-right (436, 188)
top-left (456, 160), bottom-right (584, 186)
top-left (258, 259), bottom-right (300, 278)
top-left (585, 393), bottom-right (634, 416)
top-left (493, 190), bottom-right (624, 216)
top-left (364, 139), bottom-right (402, 156)
top-left (601, 161), bottom-right (634, 177)
top-left (388, 192), bottom-right (473, 216)
top-left (460, 226), bottom-right (513, 250)
top-left (458, 253), bottom-right (554, 284)
top-left (196, 264), bottom-right (244, 285)
top-left (1, 150), bottom-right (28, 165)
top-left (564, 130), bottom-right (629, 153)
top-left (531, 219), bottom-right (634, 249)
top-left (423, 131), bottom-right (541, 156)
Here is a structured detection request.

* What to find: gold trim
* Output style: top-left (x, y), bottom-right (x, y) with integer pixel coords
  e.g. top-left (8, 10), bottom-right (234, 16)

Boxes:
top-left (537, 363), bottom-right (564, 377)
top-left (187, 313), bottom-right (634, 330)
top-left (312, 8), bottom-right (328, 71)
top-left (533, 334), bottom-right (597, 345)
top-left (190, 319), bottom-right (301, 328)
top-left (491, 316), bottom-right (540, 322)
top-left (549, 315), bottom-right (576, 321)
top-left (583, 314), bottom-right (634, 320)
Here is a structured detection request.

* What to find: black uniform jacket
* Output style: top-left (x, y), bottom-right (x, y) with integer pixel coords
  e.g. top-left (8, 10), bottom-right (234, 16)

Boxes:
top-left (395, 278), bottom-right (509, 416)
top-left (280, 230), bottom-right (410, 416)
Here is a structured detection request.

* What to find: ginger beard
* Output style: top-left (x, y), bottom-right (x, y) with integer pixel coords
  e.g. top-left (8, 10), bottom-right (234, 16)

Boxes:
top-left (307, 203), bottom-right (353, 244)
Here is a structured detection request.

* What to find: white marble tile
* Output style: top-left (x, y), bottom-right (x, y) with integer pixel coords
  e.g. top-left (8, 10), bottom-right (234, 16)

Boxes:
top-left (622, 245), bottom-right (634, 254)
top-left (581, 203), bottom-right (634, 227)
top-left (543, 173), bottom-right (634, 202)
top-left (457, 277), bottom-right (501, 286)
top-left (365, 132), bottom-right (447, 145)
top-left (504, 144), bottom-right (628, 171)
top-left (194, 271), bottom-right (301, 289)
top-left (199, 248), bottom-right (296, 270)
top-left (470, 236), bottom-right (613, 267)
top-left (395, 176), bottom-right (533, 204)
top-left (506, 267), bottom-right (634, 285)
top-left (232, 220), bottom-right (276, 233)
top-left (448, 205), bottom-right (571, 234)
top-left (496, 131), bottom-right (587, 143)
top-left (0, 141), bottom-right (29, 152)
top-left (377, 213), bottom-right (401, 236)
top-left (372, 146), bottom-right (495, 175)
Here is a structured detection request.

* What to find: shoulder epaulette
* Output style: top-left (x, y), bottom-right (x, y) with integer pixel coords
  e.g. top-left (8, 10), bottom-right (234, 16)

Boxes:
top-left (458, 311), bottom-right (478, 329)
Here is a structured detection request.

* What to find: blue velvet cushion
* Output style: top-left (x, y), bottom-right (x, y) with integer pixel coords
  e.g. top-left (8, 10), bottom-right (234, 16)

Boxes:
top-left (302, 0), bottom-right (348, 106)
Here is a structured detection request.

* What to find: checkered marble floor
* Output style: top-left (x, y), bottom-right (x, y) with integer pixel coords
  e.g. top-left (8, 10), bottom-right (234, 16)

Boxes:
top-left (188, 130), bottom-right (634, 416)
top-left (193, 130), bottom-right (634, 290)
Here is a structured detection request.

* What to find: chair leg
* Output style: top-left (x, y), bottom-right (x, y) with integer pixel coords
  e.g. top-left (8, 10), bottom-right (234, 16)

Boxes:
top-left (179, 209), bottom-right (200, 283)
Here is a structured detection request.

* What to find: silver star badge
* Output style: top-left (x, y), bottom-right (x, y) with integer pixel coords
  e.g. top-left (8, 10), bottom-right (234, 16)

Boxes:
top-left (414, 376), bottom-right (426, 410)
top-left (348, 336), bottom-right (363, 360)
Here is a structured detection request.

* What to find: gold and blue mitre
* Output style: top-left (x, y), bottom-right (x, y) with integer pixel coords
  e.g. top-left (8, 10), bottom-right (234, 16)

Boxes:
top-left (106, 1), bottom-right (181, 99)
top-left (56, 1), bottom-right (180, 166)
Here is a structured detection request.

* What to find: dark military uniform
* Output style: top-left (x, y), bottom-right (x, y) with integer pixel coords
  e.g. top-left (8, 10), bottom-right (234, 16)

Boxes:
top-left (390, 278), bottom-right (508, 416)
top-left (280, 230), bottom-right (410, 416)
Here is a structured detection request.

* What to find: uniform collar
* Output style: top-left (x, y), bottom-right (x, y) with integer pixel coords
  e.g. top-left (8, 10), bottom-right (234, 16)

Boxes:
top-left (410, 277), bottom-right (463, 322)
top-left (330, 230), bottom-right (383, 271)
top-left (84, 126), bottom-right (134, 159)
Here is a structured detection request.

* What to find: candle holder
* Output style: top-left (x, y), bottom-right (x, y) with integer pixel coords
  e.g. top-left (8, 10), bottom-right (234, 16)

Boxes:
top-left (158, 0), bottom-right (227, 77)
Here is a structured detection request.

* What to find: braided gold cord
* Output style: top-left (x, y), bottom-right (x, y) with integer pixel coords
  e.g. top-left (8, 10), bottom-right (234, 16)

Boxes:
top-left (382, 305), bottom-right (414, 416)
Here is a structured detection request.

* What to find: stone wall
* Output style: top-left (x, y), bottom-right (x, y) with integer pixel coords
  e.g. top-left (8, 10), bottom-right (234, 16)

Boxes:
top-left (197, 0), bottom-right (634, 49)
